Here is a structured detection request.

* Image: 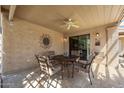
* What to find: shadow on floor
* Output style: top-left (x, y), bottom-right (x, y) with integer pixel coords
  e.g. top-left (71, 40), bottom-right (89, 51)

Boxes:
top-left (2, 62), bottom-right (124, 88)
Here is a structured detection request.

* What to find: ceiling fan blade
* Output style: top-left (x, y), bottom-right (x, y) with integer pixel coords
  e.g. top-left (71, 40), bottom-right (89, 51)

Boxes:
top-left (72, 24), bottom-right (79, 28)
top-left (67, 25), bottom-right (71, 30)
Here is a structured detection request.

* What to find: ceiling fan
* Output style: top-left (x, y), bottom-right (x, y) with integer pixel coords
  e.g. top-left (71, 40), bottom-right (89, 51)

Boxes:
top-left (63, 18), bottom-right (79, 30)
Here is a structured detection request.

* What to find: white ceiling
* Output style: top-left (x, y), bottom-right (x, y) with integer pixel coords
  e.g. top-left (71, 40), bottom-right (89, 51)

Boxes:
top-left (3, 5), bottom-right (124, 34)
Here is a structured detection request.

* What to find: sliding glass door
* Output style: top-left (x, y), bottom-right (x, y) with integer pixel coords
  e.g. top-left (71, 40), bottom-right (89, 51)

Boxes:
top-left (69, 34), bottom-right (90, 60)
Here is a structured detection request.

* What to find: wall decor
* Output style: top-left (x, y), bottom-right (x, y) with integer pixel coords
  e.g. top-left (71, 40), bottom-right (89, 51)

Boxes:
top-left (40, 34), bottom-right (52, 49)
top-left (95, 38), bottom-right (100, 46)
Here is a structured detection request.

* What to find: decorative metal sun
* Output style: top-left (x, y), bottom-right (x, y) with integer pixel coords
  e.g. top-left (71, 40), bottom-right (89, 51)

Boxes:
top-left (40, 34), bottom-right (52, 49)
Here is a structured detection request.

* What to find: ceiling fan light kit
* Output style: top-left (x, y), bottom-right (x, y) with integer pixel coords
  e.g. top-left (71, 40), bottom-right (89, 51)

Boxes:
top-left (63, 18), bottom-right (79, 30)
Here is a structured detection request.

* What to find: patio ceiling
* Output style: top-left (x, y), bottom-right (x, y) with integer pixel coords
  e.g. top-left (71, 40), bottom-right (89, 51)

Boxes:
top-left (2, 5), bottom-right (124, 34)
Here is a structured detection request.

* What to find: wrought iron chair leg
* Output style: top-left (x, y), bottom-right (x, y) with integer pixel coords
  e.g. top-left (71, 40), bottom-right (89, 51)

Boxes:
top-left (72, 62), bottom-right (74, 78)
top-left (68, 65), bottom-right (70, 78)
top-left (88, 72), bottom-right (92, 85)
top-left (47, 76), bottom-right (50, 88)
top-left (61, 64), bottom-right (64, 79)
top-left (0, 74), bottom-right (3, 88)
top-left (91, 67), bottom-right (94, 78)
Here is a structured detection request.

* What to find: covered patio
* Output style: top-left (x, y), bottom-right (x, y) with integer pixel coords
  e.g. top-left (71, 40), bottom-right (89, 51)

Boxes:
top-left (1, 5), bottom-right (124, 88)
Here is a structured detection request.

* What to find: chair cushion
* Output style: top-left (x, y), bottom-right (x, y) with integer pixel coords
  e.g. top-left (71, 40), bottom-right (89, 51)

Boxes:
top-left (78, 60), bottom-right (88, 64)
top-left (48, 65), bottom-right (61, 76)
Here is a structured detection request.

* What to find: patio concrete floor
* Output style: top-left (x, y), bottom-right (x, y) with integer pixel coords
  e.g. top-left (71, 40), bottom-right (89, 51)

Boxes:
top-left (2, 62), bottom-right (124, 88)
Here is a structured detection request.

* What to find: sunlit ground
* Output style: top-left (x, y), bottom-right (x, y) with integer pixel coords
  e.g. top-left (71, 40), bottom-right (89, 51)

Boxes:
top-left (2, 60), bottom-right (124, 88)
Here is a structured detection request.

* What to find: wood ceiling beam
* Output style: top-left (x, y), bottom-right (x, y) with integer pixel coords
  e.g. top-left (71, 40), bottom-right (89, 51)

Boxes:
top-left (9, 5), bottom-right (16, 21)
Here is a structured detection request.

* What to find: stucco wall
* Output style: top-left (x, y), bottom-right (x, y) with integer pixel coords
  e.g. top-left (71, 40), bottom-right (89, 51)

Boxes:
top-left (2, 15), bottom-right (64, 74)
top-left (65, 26), bottom-right (119, 67)
top-left (1, 13), bottom-right (120, 74)
top-left (66, 27), bottom-right (106, 62)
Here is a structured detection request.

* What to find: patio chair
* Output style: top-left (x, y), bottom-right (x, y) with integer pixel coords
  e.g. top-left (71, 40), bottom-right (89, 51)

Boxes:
top-left (52, 55), bottom-right (69, 79)
top-left (35, 54), bottom-right (61, 77)
top-left (75, 53), bottom-right (96, 85)
top-left (43, 51), bottom-right (55, 60)
top-left (0, 73), bottom-right (3, 88)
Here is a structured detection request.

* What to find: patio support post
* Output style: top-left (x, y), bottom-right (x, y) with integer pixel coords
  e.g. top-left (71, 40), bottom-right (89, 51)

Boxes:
top-left (9, 5), bottom-right (16, 22)
top-left (105, 24), bottom-right (119, 67)
top-left (105, 28), bottom-right (108, 67)
top-left (0, 6), bottom-right (3, 88)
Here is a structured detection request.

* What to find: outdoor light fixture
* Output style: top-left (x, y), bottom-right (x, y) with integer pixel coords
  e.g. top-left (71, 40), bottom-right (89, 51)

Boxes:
top-left (96, 33), bottom-right (99, 37)
top-left (64, 37), bottom-right (67, 41)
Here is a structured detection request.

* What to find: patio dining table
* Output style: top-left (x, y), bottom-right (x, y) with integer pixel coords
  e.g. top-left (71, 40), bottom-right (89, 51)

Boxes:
top-left (51, 55), bottom-right (78, 79)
